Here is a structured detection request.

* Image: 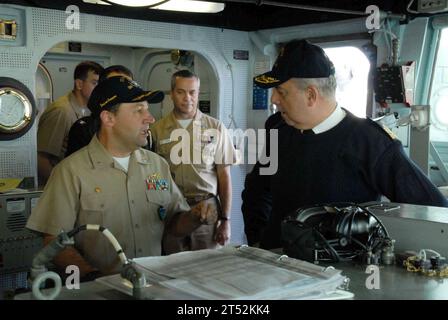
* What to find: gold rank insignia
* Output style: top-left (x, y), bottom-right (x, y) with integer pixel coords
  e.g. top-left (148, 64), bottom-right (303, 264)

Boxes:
top-left (381, 124), bottom-right (398, 140)
top-left (254, 74), bottom-right (280, 85)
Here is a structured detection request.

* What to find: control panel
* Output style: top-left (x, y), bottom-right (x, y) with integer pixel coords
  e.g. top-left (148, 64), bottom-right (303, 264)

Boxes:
top-left (0, 190), bottom-right (43, 275)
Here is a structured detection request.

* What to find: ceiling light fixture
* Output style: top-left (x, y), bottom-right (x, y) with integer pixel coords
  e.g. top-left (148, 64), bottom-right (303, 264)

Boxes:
top-left (104, 0), bottom-right (166, 7)
top-left (152, 0), bottom-right (225, 13)
top-left (94, 0), bottom-right (225, 13)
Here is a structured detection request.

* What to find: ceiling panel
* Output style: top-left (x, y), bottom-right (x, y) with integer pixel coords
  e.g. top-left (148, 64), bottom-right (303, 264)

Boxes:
top-left (0, 0), bottom-right (415, 31)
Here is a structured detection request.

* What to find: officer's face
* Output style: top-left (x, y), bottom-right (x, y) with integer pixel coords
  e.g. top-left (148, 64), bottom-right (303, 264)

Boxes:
top-left (112, 101), bottom-right (155, 151)
top-left (79, 70), bottom-right (100, 102)
top-left (271, 79), bottom-right (309, 129)
top-left (171, 77), bottom-right (199, 119)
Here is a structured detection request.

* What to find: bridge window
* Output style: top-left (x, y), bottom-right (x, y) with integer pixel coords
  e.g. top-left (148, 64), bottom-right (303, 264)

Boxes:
top-left (430, 28), bottom-right (448, 141)
top-left (324, 46), bottom-right (371, 118)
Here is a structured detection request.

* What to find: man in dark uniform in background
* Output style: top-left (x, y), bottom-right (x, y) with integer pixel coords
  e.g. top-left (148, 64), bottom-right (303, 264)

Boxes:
top-left (242, 39), bottom-right (448, 249)
top-left (242, 111), bottom-right (283, 246)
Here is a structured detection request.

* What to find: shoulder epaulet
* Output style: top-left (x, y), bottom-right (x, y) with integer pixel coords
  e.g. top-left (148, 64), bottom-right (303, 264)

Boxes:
top-left (381, 124), bottom-right (398, 140)
top-left (366, 118), bottom-right (398, 140)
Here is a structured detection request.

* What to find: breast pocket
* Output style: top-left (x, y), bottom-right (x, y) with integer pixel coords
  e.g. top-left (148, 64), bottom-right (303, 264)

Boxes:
top-left (145, 190), bottom-right (171, 224)
top-left (79, 193), bottom-right (117, 226)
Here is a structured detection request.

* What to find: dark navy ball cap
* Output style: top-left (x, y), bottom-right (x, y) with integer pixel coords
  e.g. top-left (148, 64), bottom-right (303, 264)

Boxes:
top-left (88, 76), bottom-right (165, 116)
top-left (254, 40), bottom-right (335, 89)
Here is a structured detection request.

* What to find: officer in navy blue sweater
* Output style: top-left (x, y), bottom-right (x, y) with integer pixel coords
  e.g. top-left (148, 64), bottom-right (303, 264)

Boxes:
top-left (242, 112), bottom-right (284, 246)
top-left (243, 39), bottom-right (448, 249)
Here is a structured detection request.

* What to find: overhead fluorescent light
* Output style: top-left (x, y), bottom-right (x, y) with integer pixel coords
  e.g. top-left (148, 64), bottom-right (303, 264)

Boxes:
top-left (104, 0), bottom-right (163, 6)
top-left (152, 0), bottom-right (225, 13)
top-left (83, 0), bottom-right (111, 4)
top-left (84, 0), bottom-right (225, 13)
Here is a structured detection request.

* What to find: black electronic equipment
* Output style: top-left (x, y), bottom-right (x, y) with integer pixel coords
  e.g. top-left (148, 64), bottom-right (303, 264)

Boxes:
top-left (374, 65), bottom-right (406, 104)
top-left (0, 190), bottom-right (43, 298)
top-left (282, 203), bottom-right (391, 264)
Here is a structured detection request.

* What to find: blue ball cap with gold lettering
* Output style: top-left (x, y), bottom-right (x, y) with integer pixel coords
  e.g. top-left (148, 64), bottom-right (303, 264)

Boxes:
top-left (88, 76), bottom-right (165, 117)
top-left (254, 40), bottom-right (335, 89)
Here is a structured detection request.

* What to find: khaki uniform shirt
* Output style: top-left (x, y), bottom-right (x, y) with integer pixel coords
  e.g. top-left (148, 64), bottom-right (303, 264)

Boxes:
top-left (27, 136), bottom-right (190, 274)
top-left (150, 110), bottom-right (236, 198)
top-left (37, 91), bottom-right (90, 160)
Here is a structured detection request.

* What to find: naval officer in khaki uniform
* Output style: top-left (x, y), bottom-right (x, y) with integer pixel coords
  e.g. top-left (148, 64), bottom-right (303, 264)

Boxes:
top-left (150, 70), bottom-right (236, 254)
top-left (27, 76), bottom-right (218, 279)
top-left (37, 61), bottom-right (104, 186)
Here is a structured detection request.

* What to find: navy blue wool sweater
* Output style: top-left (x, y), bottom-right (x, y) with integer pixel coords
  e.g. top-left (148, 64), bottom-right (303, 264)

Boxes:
top-left (259, 111), bottom-right (448, 249)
